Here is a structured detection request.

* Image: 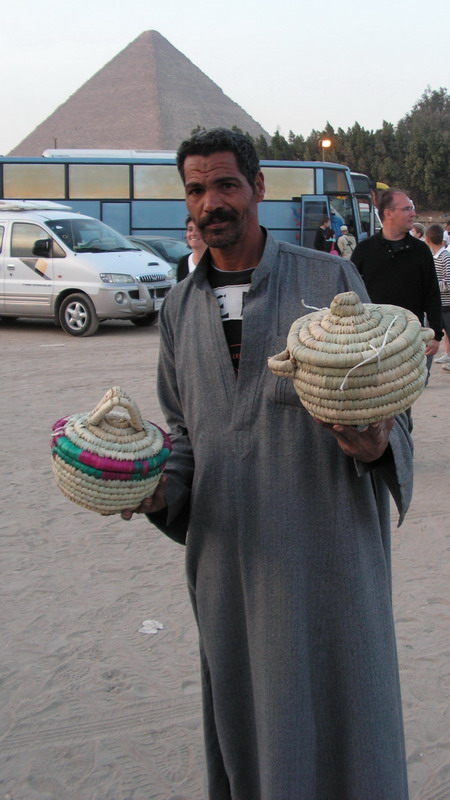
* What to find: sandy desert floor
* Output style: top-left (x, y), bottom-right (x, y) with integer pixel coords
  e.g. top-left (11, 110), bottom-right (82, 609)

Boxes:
top-left (1, 317), bottom-right (449, 800)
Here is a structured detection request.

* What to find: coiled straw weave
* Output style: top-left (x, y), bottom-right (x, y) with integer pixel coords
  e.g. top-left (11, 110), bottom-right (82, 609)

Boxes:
top-left (268, 291), bottom-right (434, 425)
top-left (51, 386), bottom-right (171, 515)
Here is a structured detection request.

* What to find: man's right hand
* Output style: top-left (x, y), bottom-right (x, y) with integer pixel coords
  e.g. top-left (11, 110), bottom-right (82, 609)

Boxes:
top-left (426, 339), bottom-right (440, 356)
top-left (121, 475), bottom-right (168, 520)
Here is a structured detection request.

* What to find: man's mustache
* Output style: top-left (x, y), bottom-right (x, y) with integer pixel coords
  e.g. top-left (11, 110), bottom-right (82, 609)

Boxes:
top-left (198, 210), bottom-right (238, 230)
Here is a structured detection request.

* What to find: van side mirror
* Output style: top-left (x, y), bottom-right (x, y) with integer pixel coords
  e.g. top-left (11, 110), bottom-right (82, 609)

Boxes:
top-left (33, 238), bottom-right (52, 257)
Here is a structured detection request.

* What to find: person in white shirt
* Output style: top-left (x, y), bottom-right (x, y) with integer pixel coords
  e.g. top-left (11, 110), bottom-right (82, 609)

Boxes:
top-left (177, 216), bottom-right (207, 281)
top-left (443, 220), bottom-right (450, 246)
top-left (425, 223), bottom-right (450, 370)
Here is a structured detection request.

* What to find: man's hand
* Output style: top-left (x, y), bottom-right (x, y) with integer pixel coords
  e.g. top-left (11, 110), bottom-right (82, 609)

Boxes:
top-left (121, 475), bottom-right (168, 520)
top-left (426, 339), bottom-right (440, 357)
top-left (314, 418), bottom-right (395, 463)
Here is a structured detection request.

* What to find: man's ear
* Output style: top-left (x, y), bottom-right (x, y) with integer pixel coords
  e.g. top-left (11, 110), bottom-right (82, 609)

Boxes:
top-left (255, 170), bottom-right (265, 203)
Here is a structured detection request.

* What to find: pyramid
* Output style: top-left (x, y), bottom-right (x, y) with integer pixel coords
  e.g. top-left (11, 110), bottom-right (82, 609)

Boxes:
top-left (9, 31), bottom-right (270, 156)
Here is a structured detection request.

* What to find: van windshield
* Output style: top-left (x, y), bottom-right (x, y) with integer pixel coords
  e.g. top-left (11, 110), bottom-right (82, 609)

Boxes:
top-left (46, 218), bottom-right (138, 253)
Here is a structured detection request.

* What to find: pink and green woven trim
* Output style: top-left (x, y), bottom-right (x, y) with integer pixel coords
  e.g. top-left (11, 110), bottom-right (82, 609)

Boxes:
top-left (51, 418), bottom-right (172, 476)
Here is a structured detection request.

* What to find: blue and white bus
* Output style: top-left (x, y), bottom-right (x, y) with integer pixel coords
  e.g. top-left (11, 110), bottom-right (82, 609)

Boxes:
top-left (0, 150), bottom-right (377, 249)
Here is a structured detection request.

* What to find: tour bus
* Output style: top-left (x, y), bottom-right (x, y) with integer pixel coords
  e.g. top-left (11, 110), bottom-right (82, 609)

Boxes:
top-left (0, 150), bottom-right (377, 249)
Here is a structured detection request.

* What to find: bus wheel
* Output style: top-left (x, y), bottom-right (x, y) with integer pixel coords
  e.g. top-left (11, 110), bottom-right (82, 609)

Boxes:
top-left (59, 293), bottom-right (99, 336)
top-left (130, 313), bottom-right (158, 327)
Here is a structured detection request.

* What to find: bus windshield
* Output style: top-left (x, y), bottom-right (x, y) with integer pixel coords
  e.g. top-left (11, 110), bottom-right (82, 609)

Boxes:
top-left (46, 217), bottom-right (138, 253)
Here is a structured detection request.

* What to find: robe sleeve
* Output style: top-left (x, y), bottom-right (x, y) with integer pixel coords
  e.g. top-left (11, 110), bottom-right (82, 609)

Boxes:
top-left (354, 411), bottom-right (413, 527)
top-left (145, 299), bottom-right (194, 545)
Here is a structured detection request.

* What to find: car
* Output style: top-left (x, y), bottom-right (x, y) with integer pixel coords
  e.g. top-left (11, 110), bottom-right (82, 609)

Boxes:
top-left (0, 201), bottom-right (176, 336)
top-left (127, 235), bottom-right (191, 266)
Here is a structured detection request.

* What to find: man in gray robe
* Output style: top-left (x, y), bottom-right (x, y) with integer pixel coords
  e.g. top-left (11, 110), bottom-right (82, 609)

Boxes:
top-left (123, 129), bottom-right (413, 799)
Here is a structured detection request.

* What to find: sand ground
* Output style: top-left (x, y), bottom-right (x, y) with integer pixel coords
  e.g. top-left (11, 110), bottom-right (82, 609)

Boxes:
top-left (1, 317), bottom-right (449, 800)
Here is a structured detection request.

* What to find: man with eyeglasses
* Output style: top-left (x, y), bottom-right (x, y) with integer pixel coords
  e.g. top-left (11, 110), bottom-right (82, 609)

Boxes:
top-left (351, 189), bottom-right (443, 365)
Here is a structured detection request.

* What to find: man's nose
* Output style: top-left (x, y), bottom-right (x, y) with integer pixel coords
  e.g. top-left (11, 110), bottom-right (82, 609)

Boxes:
top-left (202, 188), bottom-right (223, 212)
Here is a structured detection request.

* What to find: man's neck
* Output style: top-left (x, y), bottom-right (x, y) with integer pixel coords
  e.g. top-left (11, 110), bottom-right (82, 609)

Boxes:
top-left (428, 242), bottom-right (443, 255)
top-left (381, 225), bottom-right (409, 242)
top-left (209, 227), bottom-right (266, 271)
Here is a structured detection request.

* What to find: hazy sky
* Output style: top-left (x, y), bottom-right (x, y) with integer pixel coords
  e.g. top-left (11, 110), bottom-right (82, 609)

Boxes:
top-left (1, 0), bottom-right (448, 155)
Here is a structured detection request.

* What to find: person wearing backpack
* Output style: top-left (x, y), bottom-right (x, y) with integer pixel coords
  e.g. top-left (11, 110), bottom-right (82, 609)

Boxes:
top-left (337, 224), bottom-right (356, 259)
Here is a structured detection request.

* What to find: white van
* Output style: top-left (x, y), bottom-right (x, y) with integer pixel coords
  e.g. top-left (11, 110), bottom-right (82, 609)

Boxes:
top-left (0, 201), bottom-right (175, 336)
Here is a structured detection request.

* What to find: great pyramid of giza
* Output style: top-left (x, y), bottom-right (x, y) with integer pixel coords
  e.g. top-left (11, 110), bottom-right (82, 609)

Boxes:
top-left (9, 31), bottom-right (270, 156)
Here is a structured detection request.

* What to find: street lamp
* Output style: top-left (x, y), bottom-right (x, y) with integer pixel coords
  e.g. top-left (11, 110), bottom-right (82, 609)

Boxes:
top-left (320, 138), bottom-right (332, 161)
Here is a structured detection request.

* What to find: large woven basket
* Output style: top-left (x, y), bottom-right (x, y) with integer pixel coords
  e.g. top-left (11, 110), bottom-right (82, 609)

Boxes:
top-left (51, 386), bottom-right (172, 515)
top-left (268, 291), bottom-right (434, 426)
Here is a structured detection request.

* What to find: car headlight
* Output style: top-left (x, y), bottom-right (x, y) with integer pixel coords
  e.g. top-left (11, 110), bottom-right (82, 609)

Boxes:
top-left (100, 273), bottom-right (136, 284)
top-left (166, 267), bottom-right (176, 280)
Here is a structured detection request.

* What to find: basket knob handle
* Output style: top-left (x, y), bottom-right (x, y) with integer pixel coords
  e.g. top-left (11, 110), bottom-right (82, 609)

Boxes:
top-left (87, 387), bottom-right (145, 432)
top-left (267, 348), bottom-right (296, 377)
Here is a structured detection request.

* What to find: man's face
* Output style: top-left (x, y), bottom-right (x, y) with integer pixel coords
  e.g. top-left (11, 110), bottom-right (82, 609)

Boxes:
top-left (384, 193), bottom-right (416, 234)
top-left (183, 151), bottom-right (265, 249)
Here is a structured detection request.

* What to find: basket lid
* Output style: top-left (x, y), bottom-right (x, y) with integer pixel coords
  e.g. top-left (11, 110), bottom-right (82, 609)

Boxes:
top-left (268, 291), bottom-right (434, 425)
top-left (51, 386), bottom-right (171, 465)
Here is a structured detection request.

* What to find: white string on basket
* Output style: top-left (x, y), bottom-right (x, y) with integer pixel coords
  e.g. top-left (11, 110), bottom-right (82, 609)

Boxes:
top-left (339, 315), bottom-right (399, 391)
top-left (301, 299), bottom-right (330, 312)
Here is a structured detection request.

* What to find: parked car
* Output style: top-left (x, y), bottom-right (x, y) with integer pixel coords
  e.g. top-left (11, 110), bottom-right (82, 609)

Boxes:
top-left (127, 235), bottom-right (191, 265)
top-left (0, 201), bottom-right (176, 336)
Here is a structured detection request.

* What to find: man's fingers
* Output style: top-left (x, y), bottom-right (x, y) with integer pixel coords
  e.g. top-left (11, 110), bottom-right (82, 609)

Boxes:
top-left (120, 475), bottom-right (168, 520)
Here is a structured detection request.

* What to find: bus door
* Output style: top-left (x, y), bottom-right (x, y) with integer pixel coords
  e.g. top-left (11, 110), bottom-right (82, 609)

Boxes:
top-left (354, 195), bottom-right (373, 239)
top-left (300, 196), bottom-right (329, 249)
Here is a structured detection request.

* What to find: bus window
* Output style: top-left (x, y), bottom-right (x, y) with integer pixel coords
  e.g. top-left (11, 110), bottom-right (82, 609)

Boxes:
top-left (301, 198), bottom-right (328, 249)
top-left (3, 163), bottom-right (65, 199)
top-left (69, 164), bottom-right (129, 199)
top-left (323, 169), bottom-right (349, 193)
top-left (356, 197), bottom-right (372, 235)
top-left (350, 173), bottom-right (371, 194)
top-left (133, 165), bottom-right (185, 199)
top-left (263, 167), bottom-right (315, 200)
top-left (328, 195), bottom-right (356, 237)
top-left (374, 206), bottom-right (382, 232)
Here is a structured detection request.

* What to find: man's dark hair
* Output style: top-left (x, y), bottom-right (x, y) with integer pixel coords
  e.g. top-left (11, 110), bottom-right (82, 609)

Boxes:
top-left (426, 223), bottom-right (444, 245)
top-left (321, 217), bottom-right (331, 226)
top-left (378, 189), bottom-right (401, 221)
top-left (377, 187), bottom-right (415, 222)
top-left (176, 127), bottom-right (260, 190)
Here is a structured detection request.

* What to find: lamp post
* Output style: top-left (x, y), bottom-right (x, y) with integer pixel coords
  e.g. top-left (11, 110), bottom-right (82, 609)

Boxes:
top-left (320, 138), bottom-right (332, 162)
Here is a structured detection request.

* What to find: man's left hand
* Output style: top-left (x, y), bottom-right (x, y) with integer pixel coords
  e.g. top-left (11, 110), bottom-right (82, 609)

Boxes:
top-left (315, 418), bottom-right (395, 462)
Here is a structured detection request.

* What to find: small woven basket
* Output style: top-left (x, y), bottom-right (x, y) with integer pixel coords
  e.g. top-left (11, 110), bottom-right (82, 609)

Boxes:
top-left (268, 291), bottom-right (434, 426)
top-left (51, 386), bottom-right (172, 515)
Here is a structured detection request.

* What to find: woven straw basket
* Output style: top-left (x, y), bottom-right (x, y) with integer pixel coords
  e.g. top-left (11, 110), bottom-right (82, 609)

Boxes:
top-left (268, 291), bottom-right (434, 426)
top-left (51, 386), bottom-right (172, 515)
